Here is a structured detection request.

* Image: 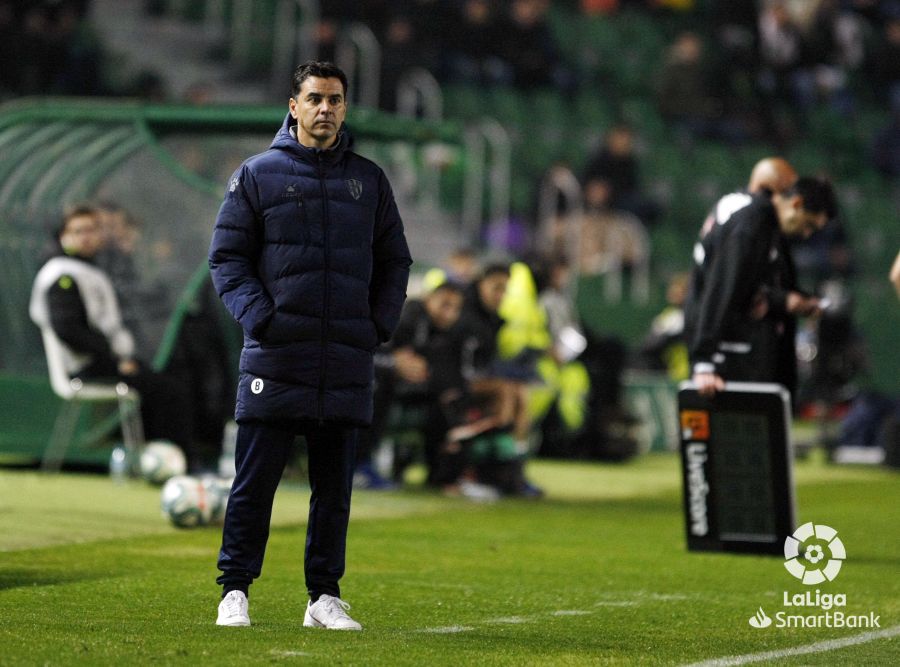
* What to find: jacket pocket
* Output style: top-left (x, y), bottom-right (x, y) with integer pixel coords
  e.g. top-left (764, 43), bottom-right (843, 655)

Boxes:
top-left (266, 198), bottom-right (306, 245)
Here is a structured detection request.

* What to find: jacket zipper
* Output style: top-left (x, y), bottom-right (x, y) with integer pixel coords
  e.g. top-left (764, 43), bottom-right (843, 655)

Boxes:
top-left (317, 155), bottom-right (330, 423)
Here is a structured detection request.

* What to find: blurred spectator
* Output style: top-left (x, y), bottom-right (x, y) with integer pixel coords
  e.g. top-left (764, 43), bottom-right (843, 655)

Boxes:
top-left (29, 204), bottom-right (202, 467)
top-left (47, 1), bottom-right (105, 95)
top-left (93, 202), bottom-right (170, 355)
top-left (8, 0), bottom-right (106, 97)
top-left (656, 31), bottom-right (746, 144)
top-left (455, 264), bottom-right (542, 496)
top-left (803, 0), bottom-right (862, 115)
top-left (497, 0), bottom-right (575, 91)
top-left (756, 1), bottom-right (819, 134)
top-left (316, 0), bottom-right (389, 63)
top-left (871, 100), bottom-right (900, 181)
top-left (423, 247), bottom-right (481, 293)
top-left (357, 282), bottom-right (468, 489)
top-left (574, 176), bottom-right (649, 277)
top-left (532, 257), bottom-right (590, 456)
top-left (637, 272), bottom-right (690, 381)
top-left (535, 256), bottom-right (635, 460)
top-left (444, 247), bottom-right (480, 287)
top-left (438, 0), bottom-right (512, 86)
top-left (379, 13), bottom-right (419, 111)
top-left (380, 0), bottom-right (450, 93)
top-left (582, 124), bottom-right (661, 226)
top-left (864, 11), bottom-right (900, 107)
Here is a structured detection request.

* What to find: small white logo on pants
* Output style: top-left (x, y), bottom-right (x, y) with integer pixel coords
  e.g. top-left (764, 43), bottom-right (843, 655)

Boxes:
top-left (251, 378), bottom-right (264, 394)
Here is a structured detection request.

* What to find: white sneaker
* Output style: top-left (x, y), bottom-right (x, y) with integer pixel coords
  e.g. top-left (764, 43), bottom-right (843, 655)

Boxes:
top-left (303, 594), bottom-right (362, 630)
top-left (216, 590), bottom-right (251, 626)
top-left (458, 479), bottom-right (500, 503)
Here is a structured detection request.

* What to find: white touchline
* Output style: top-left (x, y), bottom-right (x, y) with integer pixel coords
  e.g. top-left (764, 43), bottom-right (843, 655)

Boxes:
top-left (682, 625), bottom-right (900, 667)
top-left (419, 626), bottom-right (475, 634)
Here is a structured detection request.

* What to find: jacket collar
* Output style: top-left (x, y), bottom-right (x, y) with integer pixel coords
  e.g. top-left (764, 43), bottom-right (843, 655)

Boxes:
top-left (271, 113), bottom-right (351, 165)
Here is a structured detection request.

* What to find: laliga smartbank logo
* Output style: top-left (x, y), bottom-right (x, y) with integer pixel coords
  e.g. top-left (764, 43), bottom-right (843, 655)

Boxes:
top-left (747, 523), bottom-right (881, 630)
top-left (783, 522), bottom-right (845, 584)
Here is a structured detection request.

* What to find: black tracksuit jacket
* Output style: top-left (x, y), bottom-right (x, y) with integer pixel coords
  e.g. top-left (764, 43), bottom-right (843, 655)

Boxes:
top-left (684, 192), bottom-right (799, 394)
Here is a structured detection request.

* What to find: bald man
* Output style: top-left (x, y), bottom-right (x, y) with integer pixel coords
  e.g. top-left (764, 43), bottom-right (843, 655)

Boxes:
top-left (685, 173), bottom-right (836, 399)
top-left (699, 157), bottom-right (797, 239)
top-left (747, 156), bottom-right (797, 195)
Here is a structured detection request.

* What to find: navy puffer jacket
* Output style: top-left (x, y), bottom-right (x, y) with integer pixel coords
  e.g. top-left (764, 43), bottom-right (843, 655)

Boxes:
top-left (209, 114), bottom-right (412, 426)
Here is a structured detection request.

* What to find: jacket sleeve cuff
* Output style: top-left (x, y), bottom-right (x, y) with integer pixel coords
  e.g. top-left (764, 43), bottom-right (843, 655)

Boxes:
top-left (693, 362), bottom-right (716, 375)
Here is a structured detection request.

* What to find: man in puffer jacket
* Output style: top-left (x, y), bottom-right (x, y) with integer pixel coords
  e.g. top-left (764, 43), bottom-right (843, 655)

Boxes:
top-left (210, 61), bottom-right (411, 630)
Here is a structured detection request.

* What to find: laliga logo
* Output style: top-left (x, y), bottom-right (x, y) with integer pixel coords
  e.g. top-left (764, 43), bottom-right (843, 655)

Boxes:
top-left (784, 522), bottom-right (846, 585)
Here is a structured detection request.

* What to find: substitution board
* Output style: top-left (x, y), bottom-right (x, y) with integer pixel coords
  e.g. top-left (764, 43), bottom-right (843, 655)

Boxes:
top-left (678, 382), bottom-right (796, 555)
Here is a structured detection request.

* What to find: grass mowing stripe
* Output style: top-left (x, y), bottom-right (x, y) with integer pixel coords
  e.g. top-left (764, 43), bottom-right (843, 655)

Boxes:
top-left (684, 624), bottom-right (900, 667)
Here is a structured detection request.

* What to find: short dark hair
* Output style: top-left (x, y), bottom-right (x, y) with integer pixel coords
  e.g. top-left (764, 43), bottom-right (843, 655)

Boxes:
top-left (429, 281), bottom-right (464, 298)
top-left (291, 61), bottom-right (348, 98)
top-left (479, 263), bottom-right (511, 281)
top-left (788, 177), bottom-right (839, 220)
top-left (57, 203), bottom-right (99, 239)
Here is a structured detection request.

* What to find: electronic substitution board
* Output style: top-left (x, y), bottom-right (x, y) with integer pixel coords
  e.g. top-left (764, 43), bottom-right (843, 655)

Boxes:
top-left (678, 382), bottom-right (796, 555)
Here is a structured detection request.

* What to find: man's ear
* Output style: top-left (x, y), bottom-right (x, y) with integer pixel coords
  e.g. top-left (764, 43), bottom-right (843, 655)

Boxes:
top-left (288, 97), bottom-right (298, 119)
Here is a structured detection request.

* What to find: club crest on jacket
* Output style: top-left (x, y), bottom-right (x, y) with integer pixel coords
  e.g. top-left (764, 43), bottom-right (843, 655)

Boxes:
top-left (346, 179), bottom-right (362, 200)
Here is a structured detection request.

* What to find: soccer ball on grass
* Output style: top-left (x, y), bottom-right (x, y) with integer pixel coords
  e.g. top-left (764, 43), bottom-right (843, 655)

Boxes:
top-left (160, 475), bottom-right (212, 528)
top-left (139, 441), bottom-right (187, 485)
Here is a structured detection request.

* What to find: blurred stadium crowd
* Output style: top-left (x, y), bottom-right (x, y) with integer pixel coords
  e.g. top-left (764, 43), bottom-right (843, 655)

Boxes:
top-left (3, 1), bottom-right (900, 154)
top-left (2, 0), bottom-right (899, 491)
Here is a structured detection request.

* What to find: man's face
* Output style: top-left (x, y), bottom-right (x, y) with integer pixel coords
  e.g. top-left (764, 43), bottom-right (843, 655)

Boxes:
top-left (777, 194), bottom-right (828, 239)
top-left (425, 290), bottom-right (463, 330)
top-left (289, 76), bottom-right (347, 149)
top-left (478, 273), bottom-right (509, 313)
top-left (60, 214), bottom-right (104, 258)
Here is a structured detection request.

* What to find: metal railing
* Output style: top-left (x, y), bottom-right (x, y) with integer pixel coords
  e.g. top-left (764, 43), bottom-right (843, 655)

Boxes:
top-left (271, 0), bottom-right (321, 97)
top-left (537, 166), bottom-right (584, 303)
top-left (335, 23), bottom-right (381, 109)
top-left (461, 119), bottom-right (511, 246)
top-left (229, 1), bottom-right (255, 70)
top-left (396, 68), bottom-right (443, 121)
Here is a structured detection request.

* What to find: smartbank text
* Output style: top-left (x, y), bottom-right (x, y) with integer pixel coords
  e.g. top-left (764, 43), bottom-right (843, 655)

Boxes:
top-left (777, 591), bottom-right (880, 628)
top-left (773, 611), bottom-right (881, 628)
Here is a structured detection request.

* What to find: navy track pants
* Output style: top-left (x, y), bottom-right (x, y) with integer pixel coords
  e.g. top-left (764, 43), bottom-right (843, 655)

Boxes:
top-left (216, 419), bottom-right (357, 601)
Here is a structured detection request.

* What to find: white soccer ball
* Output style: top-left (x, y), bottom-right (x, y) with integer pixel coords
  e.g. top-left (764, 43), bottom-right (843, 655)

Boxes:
top-left (160, 475), bottom-right (213, 528)
top-left (200, 474), bottom-right (232, 525)
top-left (140, 441), bottom-right (187, 485)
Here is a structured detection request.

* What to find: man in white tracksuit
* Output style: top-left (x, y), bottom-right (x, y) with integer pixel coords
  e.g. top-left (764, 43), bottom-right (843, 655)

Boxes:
top-left (30, 204), bottom-right (194, 459)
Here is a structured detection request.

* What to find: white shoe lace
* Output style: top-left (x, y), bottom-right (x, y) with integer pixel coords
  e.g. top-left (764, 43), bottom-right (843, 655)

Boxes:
top-left (222, 592), bottom-right (246, 618)
top-left (321, 595), bottom-right (352, 620)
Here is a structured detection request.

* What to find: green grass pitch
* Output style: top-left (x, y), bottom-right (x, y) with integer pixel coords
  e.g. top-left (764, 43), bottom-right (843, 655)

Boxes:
top-left (0, 453), bottom-right (897, 665)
